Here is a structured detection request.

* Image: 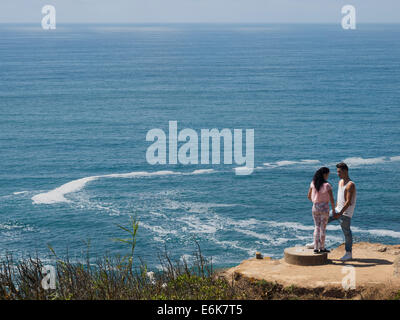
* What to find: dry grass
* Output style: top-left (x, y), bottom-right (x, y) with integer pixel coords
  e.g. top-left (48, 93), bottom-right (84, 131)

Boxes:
top-left (1, 216), bottom-right (399, 300)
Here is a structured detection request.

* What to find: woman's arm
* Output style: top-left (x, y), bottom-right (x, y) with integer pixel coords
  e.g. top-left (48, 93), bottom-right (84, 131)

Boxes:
top-left (307, 187), bottom-right (312, 202)
top-left (328, 188), bottom-right (335, 213)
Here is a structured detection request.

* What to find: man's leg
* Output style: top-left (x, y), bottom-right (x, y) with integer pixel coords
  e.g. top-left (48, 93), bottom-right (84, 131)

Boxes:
top-left (340, 216), bottom-right (353, 253)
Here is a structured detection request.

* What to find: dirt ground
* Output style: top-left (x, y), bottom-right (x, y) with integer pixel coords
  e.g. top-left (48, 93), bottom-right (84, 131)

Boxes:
top-left (222, 242), bottom-right (400, 294)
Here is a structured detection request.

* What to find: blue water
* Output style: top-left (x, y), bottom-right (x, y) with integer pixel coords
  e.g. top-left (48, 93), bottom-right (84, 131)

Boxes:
top-left (1, 24), bottom-right (400, 269)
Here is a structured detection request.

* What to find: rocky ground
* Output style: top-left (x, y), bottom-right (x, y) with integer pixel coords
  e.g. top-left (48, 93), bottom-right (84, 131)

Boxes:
top-left (221, 242), bottom-right (400, 299)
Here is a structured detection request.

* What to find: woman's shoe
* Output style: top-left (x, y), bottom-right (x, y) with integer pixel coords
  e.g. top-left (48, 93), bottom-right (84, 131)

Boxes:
top-left (313, 249), bottom-right (320, 254)
top-left (320, 248), bottom-right (330, 253)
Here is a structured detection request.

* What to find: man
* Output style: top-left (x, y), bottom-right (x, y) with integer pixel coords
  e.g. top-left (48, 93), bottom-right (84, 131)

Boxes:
top-left (329, 162), bottom-right (357, 261)
top-left (306, 162), bottom-right (357, 261)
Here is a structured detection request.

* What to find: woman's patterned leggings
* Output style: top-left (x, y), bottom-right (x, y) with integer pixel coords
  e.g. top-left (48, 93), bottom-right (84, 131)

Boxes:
top-left (312, 212), bottom-right (329, 250)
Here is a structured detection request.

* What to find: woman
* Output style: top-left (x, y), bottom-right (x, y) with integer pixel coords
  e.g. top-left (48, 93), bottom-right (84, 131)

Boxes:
top-left (307, 167), bottom-right (335, 253)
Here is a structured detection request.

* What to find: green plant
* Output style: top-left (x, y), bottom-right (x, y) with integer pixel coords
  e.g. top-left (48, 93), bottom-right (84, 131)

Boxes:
top-left (112, 215), bottom-right (139, 274)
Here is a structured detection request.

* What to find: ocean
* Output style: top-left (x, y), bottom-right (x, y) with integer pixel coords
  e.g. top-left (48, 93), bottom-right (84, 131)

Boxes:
top-left (1, 23), bottom-right (400, 269)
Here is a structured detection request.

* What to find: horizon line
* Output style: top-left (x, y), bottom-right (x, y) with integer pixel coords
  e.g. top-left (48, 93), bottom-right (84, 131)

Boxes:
top-left (1, 22), bottom-right (400, 25)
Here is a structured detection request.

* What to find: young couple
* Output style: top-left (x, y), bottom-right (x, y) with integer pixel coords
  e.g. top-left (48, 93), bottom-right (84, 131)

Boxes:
top-left (307, 162), bottom-right (357, 261)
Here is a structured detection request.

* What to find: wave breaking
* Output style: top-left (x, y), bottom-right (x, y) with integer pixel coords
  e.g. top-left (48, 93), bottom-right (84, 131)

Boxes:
top-left (31, 169), bottom-right (215, 205)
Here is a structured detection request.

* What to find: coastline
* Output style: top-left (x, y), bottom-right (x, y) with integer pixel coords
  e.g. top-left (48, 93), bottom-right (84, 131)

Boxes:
top-left (219, 242), bottom-right (400, 299)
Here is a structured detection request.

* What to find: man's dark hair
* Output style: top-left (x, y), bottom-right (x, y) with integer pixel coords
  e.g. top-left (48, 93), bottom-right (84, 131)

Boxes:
top-left (336, 162), bottom-right (349, 171)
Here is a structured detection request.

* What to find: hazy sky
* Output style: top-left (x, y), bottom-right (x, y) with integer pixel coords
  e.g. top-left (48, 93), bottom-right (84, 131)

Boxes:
top-left (0, 0), bottom-right (399, 23)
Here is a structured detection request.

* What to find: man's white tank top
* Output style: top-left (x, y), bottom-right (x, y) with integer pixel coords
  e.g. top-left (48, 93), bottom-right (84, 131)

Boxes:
top-left (336, 180), bottom-right (357, 218)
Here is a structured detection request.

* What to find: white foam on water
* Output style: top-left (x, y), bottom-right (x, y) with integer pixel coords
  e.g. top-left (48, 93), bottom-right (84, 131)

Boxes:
top-left (229, 218), bottom-right (260, 228)
top-left (263, 159), bottom-right (320, 168)
top-left (263, 162), bottom-right (275, 167)
top-left (179, 215), bottom-right (220, 234)
top-left (0, 222), bottom-right (34, 232)
top-left (326, 225), bottom-right (344, 231)
top-left (342, 156), bottom-right (386, 167)
top-left (212, 238), bottom-right (256, 257)
top-left (162, 199), bottom-right (182, 211)
top-left (325, 235), bottom-right (346, 246)
top-left (264, 155), bottom-right (400, 169)
top-left (265, 220), bottom-right (315, 231)
top-left (140, 222), bottom-right (178, 236)
top-left (264, 220), bottom-right (400, 240)
top-left (32, 169), bottom-right (215, 205)
top-left (276, 160), bottom-right (299, 166)
top-left (186, 202), bottom-right (238, 214)
top-left (300, 159), bottom-right (321, 164)
top-left (32, 176), bottom-right (100, 205)
top-left (13, 191), bottom-right (29, 195)
top-left (234, 166), bottom-right (254, 174)
top-left (162, 199), bottom-right (240, 215)
top-left (104, 170), bottom-right (178, 179)
top-left (149, 211), bottom-right (168, 218)
top-left (352, 227), bottom-right (400, 239)
top-left (71, 193), bottom-right (121, 216)
top-left (191, 169), bottom-right (215, 175)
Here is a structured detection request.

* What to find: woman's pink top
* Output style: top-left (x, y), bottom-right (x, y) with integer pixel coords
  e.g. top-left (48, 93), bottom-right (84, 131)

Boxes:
top-left (310, 181), bottom-right (331, 203)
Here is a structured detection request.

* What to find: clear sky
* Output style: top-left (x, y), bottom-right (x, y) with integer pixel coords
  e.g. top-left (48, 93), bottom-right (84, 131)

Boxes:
top-left (0, 0), bottom-right (399, 23)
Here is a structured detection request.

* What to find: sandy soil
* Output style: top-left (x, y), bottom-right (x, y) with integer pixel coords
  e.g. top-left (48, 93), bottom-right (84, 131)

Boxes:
top-left (222, 242), bottom-right (400, 291)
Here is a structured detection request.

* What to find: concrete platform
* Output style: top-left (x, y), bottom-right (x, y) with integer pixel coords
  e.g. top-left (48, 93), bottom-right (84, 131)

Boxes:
top-left (221, 242), bottom-right (400, 291)
top-left (284, 246), bottom-right (328, 266)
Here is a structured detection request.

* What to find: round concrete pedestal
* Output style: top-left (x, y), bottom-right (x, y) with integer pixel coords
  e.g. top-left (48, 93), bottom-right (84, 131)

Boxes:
top-left (284, 247), bottom-right (328, 266)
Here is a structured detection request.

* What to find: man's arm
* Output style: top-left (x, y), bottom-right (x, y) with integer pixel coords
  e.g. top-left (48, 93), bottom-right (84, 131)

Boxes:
top-left (338, 182), bottom-right (355, 216)
top-left (307, 187), bottom-right (312, 202)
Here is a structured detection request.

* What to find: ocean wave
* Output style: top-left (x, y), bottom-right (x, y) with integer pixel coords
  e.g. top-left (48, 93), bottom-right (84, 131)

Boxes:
top-left (341, 156), bottom-right (386, 166)
top-left (265, 220), bottom-right (315, 231)
top-left (160, 199), bottom-right (230, 215)
top-left (71, 193), bottom-right (121, 216)
top-left (32, 176), bottom-right (100, 205)
top-left (190, 169), bottom-right (215, 175)
top-left (0, 221), bottom-right (35, 233)
top-left (140, 222), bottom-right (178, 236)
top-left (263, 156), bottom-right (400, 169)
top-left (263, 159), bottom-right (321, 167)
top-left (13, 191), bottom-right (30, 195)
top-left (264, 220), bottom-right (400, 239)
top-left (352, 227), bottom-right (400, 239)
top-left (179, 216), bottom-right (220, 234)
top-left (31, 169), bottom-right (215, 205)
top-left (332, 156), bottom-right (400, 167)
top-left (212, 238), bottom-right (257, 256)
top-left (234, 166), bottom-right (254, 175)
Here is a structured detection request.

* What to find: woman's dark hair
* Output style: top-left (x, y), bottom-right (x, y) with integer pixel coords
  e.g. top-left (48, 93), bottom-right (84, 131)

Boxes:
top-left (312, 167), bottom-right (330, 191)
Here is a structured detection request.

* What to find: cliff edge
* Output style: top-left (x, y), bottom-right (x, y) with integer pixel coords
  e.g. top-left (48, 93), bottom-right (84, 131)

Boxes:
top-left (222, 242), bottom-right (400, 293)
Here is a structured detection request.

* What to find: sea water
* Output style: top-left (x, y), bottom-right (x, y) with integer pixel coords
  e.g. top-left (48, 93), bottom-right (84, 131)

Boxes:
top-left (1, 24), bottom-right (400, 269)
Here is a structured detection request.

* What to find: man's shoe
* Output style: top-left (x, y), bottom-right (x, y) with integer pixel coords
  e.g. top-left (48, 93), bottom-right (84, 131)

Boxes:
top-left (305, 242), bottom-right (314, 249)
top-left (313, 249), bottom-right (320, 254)
top-left (340, 252), bottom-right (352, 261)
